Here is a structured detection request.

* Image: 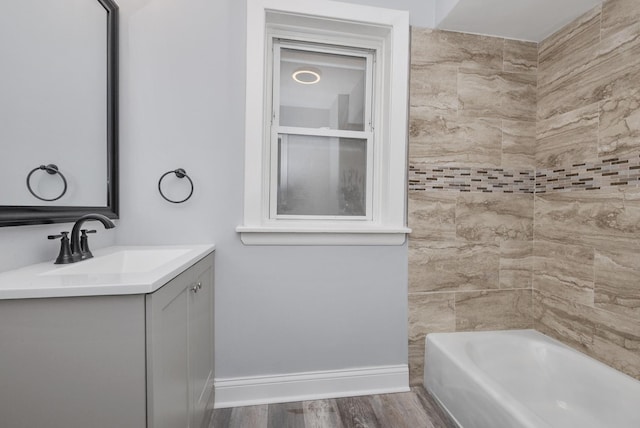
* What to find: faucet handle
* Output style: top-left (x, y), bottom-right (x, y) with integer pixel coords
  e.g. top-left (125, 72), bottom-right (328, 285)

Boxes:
top-left (79, 230), bottom-right (96, 259)
top-left (48, 231), bottom-right (70, 240)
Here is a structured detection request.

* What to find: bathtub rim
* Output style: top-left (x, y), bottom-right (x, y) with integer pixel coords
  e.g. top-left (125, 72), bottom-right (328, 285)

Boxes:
top-left (423, 329), bottom-right (640, 428)
top-left (425, 329), bottom-right (551, 428)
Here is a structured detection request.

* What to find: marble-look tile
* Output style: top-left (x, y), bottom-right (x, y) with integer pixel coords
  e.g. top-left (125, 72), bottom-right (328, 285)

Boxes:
top-left (591, 329), bottom-right (640, 380)
top-left (409, 64), bottom-right (458, 115)
top-left (533, 240), bottom-right (595, 306)
top-left (411, 28), bottom-right (503, 70)
top-left (409, 240), bottom-right (500, 293)
top-left (539, 4), bottom-right (640, 122)
top-left (536, 103), bottom-right (599, 169)
top-left (499, 241), bottom-right (533, 289)
top-left (538, 62), bottom-right (604, 124)
top-left (596, 16), bottom-right (640, 78)
top-left (588, 15), bottom-right (640, 139)
top-left (594, 246), bottom-right (640, 318)
top-left (409, 112), bottom-right (502, 167)
top-left (538, 7), bottom-right (601, 120)
top-left (458, 69), bottom-right (536, 122)
top-left (601, 0), bottom-right (640, 43)
top-left (592, 301), bottom-right (640, 350)
top-left (599, 84), bottom-right (640, 158)
top-left (595, 57), bottom-right (640, 100)
top-left (458, 68), bottom-right (502, 119)
top-left (408, 341), bottom-right (425, 387)
top-left (456, 289), bottom-right (532, 331)
top-left (408, 191), bottom-right (457, 241)
top-left (537, 276), bottom-right (640, 380)
top-left (538, 5), bottom-right (600, 69)
top-left (408, 293), bottom-right (456, 344)
top-left (503, 39), bottom-right (538, 74)
top-left (590, 307), bottom-right (640, 380)
top-left (579, 14), bottom-right (640, 117)
top-left (455, 193), bottom-right (534, 243)
top-left (534, 190), bottom-right (640, 249)
top-left (499, 71), bottom-right (537, 122)
top-left (624, 186), bottom-right (640, 202)
top-left (533, 290), bottom-right (595, 352)
top-left (502, 119), bottom-right (536, 169)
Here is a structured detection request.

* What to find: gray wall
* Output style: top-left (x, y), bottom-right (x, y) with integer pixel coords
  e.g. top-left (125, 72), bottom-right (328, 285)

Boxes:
top-left (0, 223), bottom-right (116, 272)
top-left (337, 0), bottom-right (436, 27)
top-left (115, 0), bottom-right (408, 378)
top-left (0, 0), bottom-right (410, 379)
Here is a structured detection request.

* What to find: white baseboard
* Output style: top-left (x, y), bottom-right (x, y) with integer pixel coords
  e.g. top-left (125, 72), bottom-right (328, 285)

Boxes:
top-left (214, 364), bottom-right (409, 409)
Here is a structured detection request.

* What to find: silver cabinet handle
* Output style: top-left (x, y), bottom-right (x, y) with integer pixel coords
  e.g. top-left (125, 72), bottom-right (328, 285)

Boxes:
top-left (196, 282), bottom-right (202, 290)
top-left (191, 284), bottom-right (199, 293)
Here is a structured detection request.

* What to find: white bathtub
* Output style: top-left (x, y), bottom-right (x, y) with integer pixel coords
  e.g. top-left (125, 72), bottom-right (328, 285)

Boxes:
top-left (424, 329), bottom-right (640, 428)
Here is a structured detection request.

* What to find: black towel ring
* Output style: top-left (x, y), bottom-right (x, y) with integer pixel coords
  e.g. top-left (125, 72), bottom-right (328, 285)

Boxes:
top-left (26, 164), bottom-right (68, 202)
top-left (158, 168), bottom-right (194, 203)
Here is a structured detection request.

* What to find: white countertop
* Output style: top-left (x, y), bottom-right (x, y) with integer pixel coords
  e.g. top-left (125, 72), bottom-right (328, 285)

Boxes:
top-left (0, 244), bottom-right (215, 300)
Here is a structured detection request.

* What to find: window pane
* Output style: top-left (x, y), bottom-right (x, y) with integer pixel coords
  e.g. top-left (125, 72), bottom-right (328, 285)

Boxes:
top-left (279, 48), bottom-right (367, 131)
top-left (277, 134), bottom-right (367, 216)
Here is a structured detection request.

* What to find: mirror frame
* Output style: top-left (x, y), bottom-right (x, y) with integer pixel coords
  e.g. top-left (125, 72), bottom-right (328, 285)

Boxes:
top-left (0, 0), bottom-right (119, 227)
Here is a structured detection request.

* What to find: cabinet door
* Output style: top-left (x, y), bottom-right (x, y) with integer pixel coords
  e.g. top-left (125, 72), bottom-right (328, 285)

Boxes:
top-left (146, 271), bottom-right (191, 428)
top-left (147, 253), bottom-right (215, 428)
top-left (189, 255), bottom-right (215, 428)
top-left (0, 295), bottom-right (146, 428)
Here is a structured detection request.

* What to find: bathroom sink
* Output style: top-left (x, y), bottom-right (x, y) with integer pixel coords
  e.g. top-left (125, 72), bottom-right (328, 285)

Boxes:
top-left (0, 244), bottom-right (215, 299)
top-left (40, 248), bottom-right (192, 276)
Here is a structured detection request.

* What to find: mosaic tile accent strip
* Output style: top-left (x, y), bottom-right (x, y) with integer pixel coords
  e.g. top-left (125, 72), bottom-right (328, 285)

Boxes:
top-left (409, 153), bottom-right (640, 194)
top-left (535, 154), bottom-right (640, 193)
top-left (409, 165), bottom-right (535, 193)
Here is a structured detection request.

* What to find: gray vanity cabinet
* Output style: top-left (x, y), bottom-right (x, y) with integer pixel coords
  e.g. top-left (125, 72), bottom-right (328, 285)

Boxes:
top-left (0, 294), bottom-right (148, 428)
top-left (0, 252), bottom-right (215, 428)
top-left (146, 253), bottom-right (215, 428)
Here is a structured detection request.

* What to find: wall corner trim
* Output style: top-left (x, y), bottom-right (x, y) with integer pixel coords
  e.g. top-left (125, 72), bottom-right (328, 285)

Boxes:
top-left (213, 364), bottom-right (410, 408)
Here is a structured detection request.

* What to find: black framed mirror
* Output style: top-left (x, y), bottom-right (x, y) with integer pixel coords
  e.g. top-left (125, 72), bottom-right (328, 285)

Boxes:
top-left (0, 0), bottom-right (118, 227)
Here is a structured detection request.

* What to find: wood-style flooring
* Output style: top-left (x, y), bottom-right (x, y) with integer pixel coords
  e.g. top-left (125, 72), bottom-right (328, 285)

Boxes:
top-left (209, 386), bottom-right (457, 428)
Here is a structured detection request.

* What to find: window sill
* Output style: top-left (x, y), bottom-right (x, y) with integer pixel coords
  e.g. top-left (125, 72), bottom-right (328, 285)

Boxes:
top-left (236, 225), bottom-right (411, 246)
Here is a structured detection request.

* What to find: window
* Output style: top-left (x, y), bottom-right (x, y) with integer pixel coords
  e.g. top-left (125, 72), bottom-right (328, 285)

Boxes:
top-left (238, 0), bottom-right (410, 245)
top-left (273, 41), bottom-right (373, 219)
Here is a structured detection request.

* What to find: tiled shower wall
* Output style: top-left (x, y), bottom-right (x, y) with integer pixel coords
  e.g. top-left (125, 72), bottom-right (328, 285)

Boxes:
top-left (533, 0), bottom-right (640, 380)
top-left (408, 30), bottom-right (537, 385)
top-left (409, 0), bottom-right (640, 385)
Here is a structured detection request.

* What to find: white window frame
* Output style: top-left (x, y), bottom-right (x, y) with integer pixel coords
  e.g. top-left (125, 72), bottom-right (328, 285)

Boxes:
top-left (238, 0), bottom-right (411, 245)
top-left (270, 40), bottom-right (375, 221)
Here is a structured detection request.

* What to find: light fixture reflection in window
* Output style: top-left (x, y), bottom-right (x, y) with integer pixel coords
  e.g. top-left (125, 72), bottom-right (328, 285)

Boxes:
top-left (292, 67), bottom-right (321, 84)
